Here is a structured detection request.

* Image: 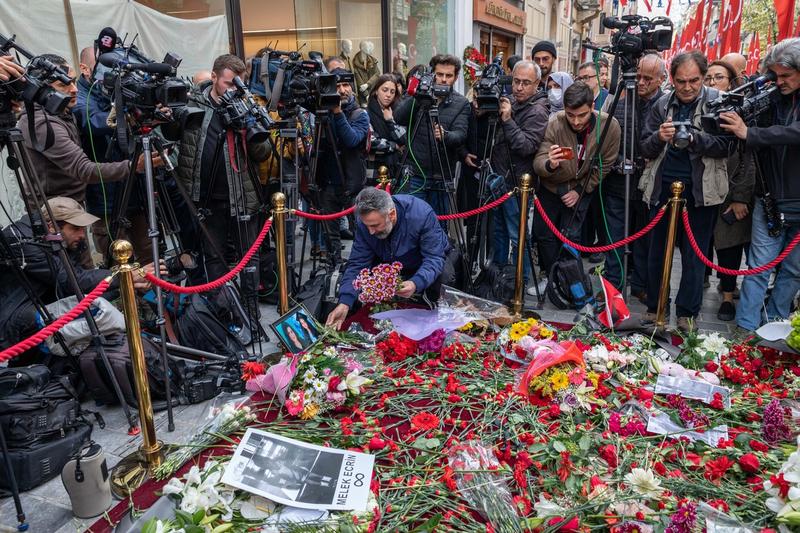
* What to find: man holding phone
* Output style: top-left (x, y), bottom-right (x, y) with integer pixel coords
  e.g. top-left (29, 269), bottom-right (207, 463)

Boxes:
top-left (532, 82), bottom-right (620, 274)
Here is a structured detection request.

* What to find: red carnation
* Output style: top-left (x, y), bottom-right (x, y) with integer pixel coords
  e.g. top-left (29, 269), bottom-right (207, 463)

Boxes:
top-left (598, 444), bottom-right (618, 469)
top-left (512, 495), bottom-right (532, 515)
top-left (241, 361), bottom-right (265, 381)
top-left (368, 436), bottom-right (387, 451)
top-left (547, 516), bottom-right (580, 532)
top-left (410, 412), bottom-right (440, 432)
top-left (704, 456), bottom-right (735, 482)
top-left (328, 375), bottom-right (342, 391)
top-left (750, 439), bottom-right (770, 452)
top-left (739, 453), bottom-right (761, 474)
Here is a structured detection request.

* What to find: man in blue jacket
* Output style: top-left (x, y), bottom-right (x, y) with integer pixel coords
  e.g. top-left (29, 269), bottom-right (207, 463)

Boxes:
top-left (316, 68), bottom-right (371, 265)
top-left (325, 187), bottom-right (453, 329)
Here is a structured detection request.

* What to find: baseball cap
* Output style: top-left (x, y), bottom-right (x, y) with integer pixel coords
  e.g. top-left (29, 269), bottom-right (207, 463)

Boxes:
top-left (43, 197), bottom-right (99, 227)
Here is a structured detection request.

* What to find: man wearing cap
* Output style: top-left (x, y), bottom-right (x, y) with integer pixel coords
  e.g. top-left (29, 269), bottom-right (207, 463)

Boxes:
top-left (0, 197), bottom-right (161, 352)
top-left (532, 41), bottom-right (558, 92)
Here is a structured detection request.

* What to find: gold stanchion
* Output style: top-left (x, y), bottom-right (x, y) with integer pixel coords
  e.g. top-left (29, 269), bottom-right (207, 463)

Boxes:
top-left (272, 192), bottom-right (290, 315)
top-left (376, 165), bottom-right (390, 188)
top-left (109, 239), bottom-right (163, 498)
top-left (511, 174), bottom-right (532, 317)
top-left (655, 181), bottom-right (685, 329)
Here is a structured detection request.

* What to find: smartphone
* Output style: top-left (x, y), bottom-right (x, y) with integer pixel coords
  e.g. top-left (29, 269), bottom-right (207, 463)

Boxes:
top-left (560, 147), bottom-right (574, 160)
top-left (721, 209), bottom-right (738, 225)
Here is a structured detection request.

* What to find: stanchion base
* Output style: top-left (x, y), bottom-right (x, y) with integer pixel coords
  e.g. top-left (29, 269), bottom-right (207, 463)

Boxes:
top-left (109, 441), bottom-right (167, 499)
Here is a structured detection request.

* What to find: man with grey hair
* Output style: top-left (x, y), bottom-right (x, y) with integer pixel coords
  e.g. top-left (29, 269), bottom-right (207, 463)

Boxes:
top-left (325, 187), bottom-right (452, 329)
top-left (488, 59), bottom-right (549, 290)
top-left (720, 37), bottom-right (800, 332)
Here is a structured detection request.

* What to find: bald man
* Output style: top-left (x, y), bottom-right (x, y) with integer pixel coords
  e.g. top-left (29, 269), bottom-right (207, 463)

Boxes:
top-left (78, 46), bottom-right (95, 83)
top-left (192, 69), bottom-right (213, 87)
top-left (721, 53), bottom-right (747, 82)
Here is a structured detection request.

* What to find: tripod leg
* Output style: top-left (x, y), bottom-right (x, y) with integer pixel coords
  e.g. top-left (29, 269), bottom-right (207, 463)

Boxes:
top-left (0, 427), bottom-right (28, 531)
top-left (141, 136), bottom-right (175, 431)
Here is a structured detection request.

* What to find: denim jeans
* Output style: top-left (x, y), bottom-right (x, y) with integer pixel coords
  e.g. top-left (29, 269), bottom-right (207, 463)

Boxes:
top-left (645, 191), bottom-right (717, 318)
top-left (533, 187), bottom-right (593, 274)
top-left (407, 175), bottom-right (449, 230)
top-left (492, 196), bottom-right (532, 281)
top-left (736, 201), bottom-right (800, 330)
top-left (602, 193), bottom-right (649, 293)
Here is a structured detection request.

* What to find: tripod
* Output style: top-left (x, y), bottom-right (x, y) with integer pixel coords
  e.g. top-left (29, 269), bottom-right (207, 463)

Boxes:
top-left (0, 114), bottom-right (139, 434)
top-left (399, 97), bottom-right (473, 291)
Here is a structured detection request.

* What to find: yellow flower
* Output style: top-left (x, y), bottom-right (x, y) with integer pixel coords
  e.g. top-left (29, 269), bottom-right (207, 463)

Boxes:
top-left (509, 322), bottom-right (530, 341)
top-left (550, 371), bottom-right (569, 391)
top-left (300, 403), bottom-right (320, 420)
top-left (587, 371), bottom-right (600, 388)
top-left (459, 322), bottom-right (474, 332)
top-left (540, 327), bottom-right (554, 338)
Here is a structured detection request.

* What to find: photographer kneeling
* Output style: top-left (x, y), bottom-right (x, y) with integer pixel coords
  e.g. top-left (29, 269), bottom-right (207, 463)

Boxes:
top-left (720, 38), bottom-right (800, 332)
top-left (325, 187), bottom-right (456, 330)
top-left (0, 198), bottom-right (163, 354)
top-left (639, 51), bottom-right (733, 332)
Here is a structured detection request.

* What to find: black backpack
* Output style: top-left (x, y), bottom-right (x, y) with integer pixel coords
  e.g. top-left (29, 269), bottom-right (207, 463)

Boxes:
top-left (175, 294), bottom-right (247, 358)
top-left (0, 365), bottom-right (103, 447)
top-left (471, 263), bottom-right (516, 304)
top-left (295, 267), bottom-right (339, 323)
top-left (547, 246), bottom-right (595, 310)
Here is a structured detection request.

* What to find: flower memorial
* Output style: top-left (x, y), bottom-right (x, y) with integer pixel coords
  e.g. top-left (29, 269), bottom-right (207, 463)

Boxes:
top-left (102, 310), bottom-right (800, 533)
top-left (462, 45), bottom-right (488, 86)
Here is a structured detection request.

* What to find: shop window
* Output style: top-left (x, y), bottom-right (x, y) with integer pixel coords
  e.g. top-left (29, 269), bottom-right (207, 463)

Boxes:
top-left (390, 0), bottom-right (454, 75)
top-left (134, 0), bottom-right (226, 19)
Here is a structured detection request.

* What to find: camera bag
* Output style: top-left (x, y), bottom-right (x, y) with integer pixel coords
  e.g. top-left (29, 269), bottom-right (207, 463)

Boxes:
top-left (295, 267), bottom-right (338, 323)
top-left (175, 294), bottom-right (246, 359)
top-left (0, 365), bottom-right (101, 447)
top-left (0, 420), bottom-right (92, 495)
top-left (471, 263), bottom-right (516, 305)
top-left (547, 246), bottom-right (595, 310)
top-left (78, 333), bottom-right (180, 411)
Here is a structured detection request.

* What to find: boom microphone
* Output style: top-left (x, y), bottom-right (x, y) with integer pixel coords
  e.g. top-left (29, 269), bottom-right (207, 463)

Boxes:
top-left (98, 53), bottom-right (175, 75)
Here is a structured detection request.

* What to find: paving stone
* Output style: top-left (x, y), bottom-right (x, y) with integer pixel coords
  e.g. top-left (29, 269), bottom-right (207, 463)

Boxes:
top-left (0, 494), bottom-right (73, 532)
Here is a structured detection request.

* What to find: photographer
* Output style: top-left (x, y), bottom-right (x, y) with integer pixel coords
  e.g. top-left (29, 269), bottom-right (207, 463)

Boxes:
top-left (639, 51), bottom-right (733, 332)
top-left (601, 54), bottom-right (666, 300)
top-left (719, 38), bottom-right (800, 332)
top-left (316, 67), bottom-right (370, 266)
top-left (0, 198), bottom-right (162, 352)
top-left (490, 60), bottom-right (549, 286)
top-left (366, 73), bottom-right (406, 182)
top-left (0, 54), bottom-right (24, 82)
top-left (533, 82), bottom-right (620, 275)
top-left (174, 54), bottom-right (270, 305)
top-left (395, 54), bottom-right (470, 216)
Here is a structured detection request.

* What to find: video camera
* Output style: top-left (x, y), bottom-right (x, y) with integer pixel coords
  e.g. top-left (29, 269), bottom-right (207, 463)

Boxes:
top-left (0, 33), bottom-right (73, 124)
top-left (602, 15), bottom-right (673, 58)
top-left (474, 53), bottom-right (513, 112)
top-left (98, 45), bottom-right (202, 130)
top-left (407, 67), bottom-right (452, 105)
top-left (217, 76), bottom-right (274, 142)
top-left (252, 49), bottom-right (342, 113)
top-left (700, 71), bottom-right (778, 135)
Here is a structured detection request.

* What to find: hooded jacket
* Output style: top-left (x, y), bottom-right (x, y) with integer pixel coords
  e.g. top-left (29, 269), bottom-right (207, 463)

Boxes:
top-left (174, 85), bottom-right (270, 214)
top-left (338, 195), bottom-right (451, 308)
top-left (317, 94), bottom-right (370, 195)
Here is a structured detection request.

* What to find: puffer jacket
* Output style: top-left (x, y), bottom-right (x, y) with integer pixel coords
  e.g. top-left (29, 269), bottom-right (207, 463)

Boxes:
top-left (174, 86), bottom-right (270, 215)
top-left (394, 90), bottom-right (471, 178)
top-left (639, 86), bottom-right (734, 207)
top-left (491, 90), bottom-right (550, 187)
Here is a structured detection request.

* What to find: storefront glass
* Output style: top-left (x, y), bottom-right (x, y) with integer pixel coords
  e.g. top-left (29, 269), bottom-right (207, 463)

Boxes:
top-left (389, 0), bottom-right (454, 75)
top-left (134, 0), bottom-right (226, 19)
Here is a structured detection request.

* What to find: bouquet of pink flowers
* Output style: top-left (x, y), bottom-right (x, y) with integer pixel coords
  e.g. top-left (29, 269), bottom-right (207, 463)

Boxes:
top-left (352, 262), bottom-right (403, 304)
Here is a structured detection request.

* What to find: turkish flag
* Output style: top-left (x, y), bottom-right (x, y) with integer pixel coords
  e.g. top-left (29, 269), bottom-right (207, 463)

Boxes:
top-left (747, 32), bottom-right (761, 74)
top-left (643, 0), bottom-right (652, 12)
top-left (691, 0), bottom-right (706, 51)
top-left (719, 0), bottom-right (743, 54)
top-left (598, 276), bottom-right (630, 328)
top-left (776, 0), bottom-right (797, 40)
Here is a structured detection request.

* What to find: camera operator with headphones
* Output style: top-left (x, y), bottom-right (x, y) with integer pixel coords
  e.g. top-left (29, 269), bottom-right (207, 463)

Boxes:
top-left (720, 38), bottom-right (800, 333)
top-left (394, 54), bottom-right (471, 217)
top-left (16, 53), bottom-right (158, 268)
top-left (639, 51), bottom-right (733, 332)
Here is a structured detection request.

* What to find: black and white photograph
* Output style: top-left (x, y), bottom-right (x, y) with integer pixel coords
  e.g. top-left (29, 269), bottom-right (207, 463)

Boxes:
top-left (222, 428), bottom-right (375, 511)
top-left (270, 305), bottom-right (322, 354)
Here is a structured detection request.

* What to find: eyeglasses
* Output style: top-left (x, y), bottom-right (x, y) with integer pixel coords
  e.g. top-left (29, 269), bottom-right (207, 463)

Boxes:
top-left (512, 79), bottom-right (535, 87)
top-left (575, 75), bottom-right (594, 82)
top-left (704, 74), bottom-right (730, 83)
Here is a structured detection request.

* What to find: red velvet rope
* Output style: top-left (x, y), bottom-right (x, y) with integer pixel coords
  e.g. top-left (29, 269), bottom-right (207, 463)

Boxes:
top-left (145, 218), bottom-right (273, 293)
top-left (293, 205), bottom-right (355, 221)
top-left (533, 197), bottom-right (667, 253)
top-left (0, 278), bottom-right (112, 363)
top-left (682, 210), bottom-right (800, 276)
top-left (437, 192), bottom-right (514, 221)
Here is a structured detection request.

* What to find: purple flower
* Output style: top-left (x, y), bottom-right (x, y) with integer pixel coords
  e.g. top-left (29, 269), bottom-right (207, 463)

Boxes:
top-left (418, 329), bottom-right (446, 353)
top-left (763, 399), bottom-right (791, 444)
top-left (665, 502), bottom-right (697, 533)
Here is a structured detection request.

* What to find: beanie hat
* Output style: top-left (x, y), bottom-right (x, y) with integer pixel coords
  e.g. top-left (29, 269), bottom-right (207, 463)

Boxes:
top-left (96, 27), bottom-right (117, 55)
top-left (531, 41), bottom-right (557, 59)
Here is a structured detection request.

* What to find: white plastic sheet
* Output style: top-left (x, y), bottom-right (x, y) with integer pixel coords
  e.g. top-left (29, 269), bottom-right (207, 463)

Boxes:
top-left (370, 308), bottom-right (473, 341)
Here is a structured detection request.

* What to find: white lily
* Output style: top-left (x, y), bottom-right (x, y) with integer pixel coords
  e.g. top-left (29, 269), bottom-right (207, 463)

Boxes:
top-left (162, 477), bottom-right (185, 496)
top-left (338, 370), bottom-right (373, 395)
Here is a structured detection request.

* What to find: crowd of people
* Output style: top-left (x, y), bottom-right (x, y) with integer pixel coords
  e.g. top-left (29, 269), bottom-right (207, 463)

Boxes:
top-left (1, 27), bottom-right (799, 356)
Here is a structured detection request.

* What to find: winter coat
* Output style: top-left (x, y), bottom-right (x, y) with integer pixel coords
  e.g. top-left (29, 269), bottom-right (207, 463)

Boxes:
top-left (714, 148), bottom-right (756, 250)
top-left (491, 91), bottom-right (550, 187)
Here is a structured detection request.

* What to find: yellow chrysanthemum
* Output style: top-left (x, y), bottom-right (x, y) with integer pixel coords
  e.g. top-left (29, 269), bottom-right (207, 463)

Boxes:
top-left (300, 403), bottom-right (320, 420)
top-left (587, 371), bottom-right (600, 388)
top-left (508, 322), bottom-right (530, 341)
top-left (540, 327), bottom-right (555, 338)
top-left (550, 371), bottom-right (569, 391)
top-left (459, 322), bottom-right (474, 332)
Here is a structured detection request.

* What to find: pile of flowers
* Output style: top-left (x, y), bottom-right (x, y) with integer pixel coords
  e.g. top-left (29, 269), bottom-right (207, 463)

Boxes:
top-left (497, 317), bottom-right (556, 363)
top-left (462, 45), bottom-right (488, 85)
top-left (284, 345), bottom-right (372, 420)
top-left (352, 262), bottom-right (403, 306)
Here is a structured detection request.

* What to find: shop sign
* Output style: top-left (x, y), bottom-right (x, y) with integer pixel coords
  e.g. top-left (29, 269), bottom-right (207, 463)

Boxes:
top-left (474, 0), bottom-right (526, 35)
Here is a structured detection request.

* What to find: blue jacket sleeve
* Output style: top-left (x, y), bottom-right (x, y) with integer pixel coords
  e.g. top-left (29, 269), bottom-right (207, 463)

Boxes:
top-left (408, 209), bottom-right (447, 292)
top-left (334, 110), bottom-right (370, 149)
top-left (337, 227), bottom-right (377, 308)
top-left (74, 92), bottom-right (114, 138)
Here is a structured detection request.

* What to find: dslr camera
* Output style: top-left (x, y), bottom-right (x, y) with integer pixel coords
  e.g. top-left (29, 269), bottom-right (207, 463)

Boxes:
top-left (700, 71), bottom-right (777, 135)
top-left (0, 33), bottom-right (73, 124)
top-left (474, 53), bottom-right (512, 112)
top-left (407, 67), bottom-right (452, 105)
top-left (98, 44), bottom-right (202, 130)
top-left (603, 15), bottom-right (673, 58)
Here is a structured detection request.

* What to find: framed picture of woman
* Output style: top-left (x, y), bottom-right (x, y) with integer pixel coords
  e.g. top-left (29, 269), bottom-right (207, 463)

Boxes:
top-left (270, 305), bottom-right (322, 354)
